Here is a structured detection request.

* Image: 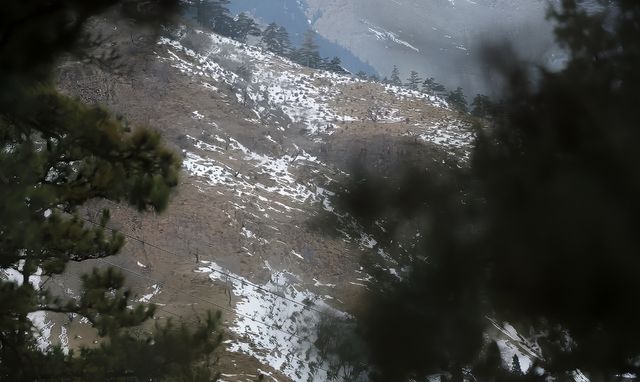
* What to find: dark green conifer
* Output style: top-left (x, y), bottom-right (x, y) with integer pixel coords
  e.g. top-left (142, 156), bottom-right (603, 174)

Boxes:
top-left (511, 355), bottom-right (522, 375)
top-left (390, 65), bottom-right (402, 86)
top-left (470, 94), bottom-right (495, 118)
top-left (275, 25), bottom-right (292, 57)
top-left (298, 29), bottom-right (322, 69)
top-left (0, 1), bottom-right (222, 380)
top-left (261, 23), bottom-right (291, 57)
top-left (232, 12), bottom-right (261, 43)
top-left (422, 77), bottom-right (446, 94)
top-left (194, 0), bottom-right (233, 36)
top-left (406, 70), bottom-right (422, 90)
top-left (327, 57), bottom-right (345, 73)
top-left (446, 87), bottom-right (468, 112)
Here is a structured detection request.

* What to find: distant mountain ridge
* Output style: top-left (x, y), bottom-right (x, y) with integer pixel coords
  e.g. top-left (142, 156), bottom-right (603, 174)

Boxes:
top-left (227, 0), bottom-right (608, 95)
top-left (227, 0), bottom-right (377, 74)
top-left (229, 0), bottom-right (563, 96)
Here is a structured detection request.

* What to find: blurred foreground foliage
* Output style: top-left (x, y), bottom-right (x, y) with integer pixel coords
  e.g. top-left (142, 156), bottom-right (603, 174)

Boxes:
top-left (328, 0), bottom-right (640, 381)
top-left (1, 1), bottom-right (222, 381)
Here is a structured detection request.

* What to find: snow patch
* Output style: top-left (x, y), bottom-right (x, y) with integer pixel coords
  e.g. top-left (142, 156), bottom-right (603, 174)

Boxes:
top-left (138, 284), bottom-right (161, 303)
top-left (363, 19), bottom-right (420, 52)
top-left (196, 261), bottom-right (347, 382)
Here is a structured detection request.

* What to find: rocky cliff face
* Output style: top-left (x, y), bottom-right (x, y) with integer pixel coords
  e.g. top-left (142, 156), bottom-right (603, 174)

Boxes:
top-left (47, 16), bottom-right (475, 381)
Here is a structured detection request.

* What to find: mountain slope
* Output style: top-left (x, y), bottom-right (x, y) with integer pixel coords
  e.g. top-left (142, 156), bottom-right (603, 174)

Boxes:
top-left (44, 17), bottom-right (476, 381)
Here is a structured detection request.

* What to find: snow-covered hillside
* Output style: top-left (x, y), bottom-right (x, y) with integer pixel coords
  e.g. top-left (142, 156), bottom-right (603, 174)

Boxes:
top-left (157, 30), bottom-right (453, 134)
top-left (26, 20), bottom-right (480, 382)
top-left (149, 27), bottom-right (476, 381)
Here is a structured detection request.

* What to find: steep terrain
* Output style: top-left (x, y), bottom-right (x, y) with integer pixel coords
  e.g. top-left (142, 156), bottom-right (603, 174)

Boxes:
top-left (230, 0), bottom-right (561, 95)
top-left (31, 16), bottom-right (482, 381)
top-left (226, 0), bottom-right (376, 74)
